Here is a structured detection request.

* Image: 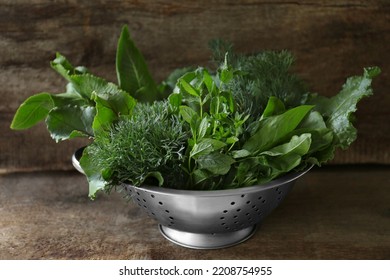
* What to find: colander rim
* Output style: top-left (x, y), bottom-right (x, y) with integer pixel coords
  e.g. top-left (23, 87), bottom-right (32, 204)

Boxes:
top-left (124, 165), bottom-right (313, 197)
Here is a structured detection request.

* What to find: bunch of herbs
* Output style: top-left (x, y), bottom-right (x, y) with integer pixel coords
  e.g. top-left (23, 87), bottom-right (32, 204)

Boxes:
top-left (10, 25), bottom-right (381, 198)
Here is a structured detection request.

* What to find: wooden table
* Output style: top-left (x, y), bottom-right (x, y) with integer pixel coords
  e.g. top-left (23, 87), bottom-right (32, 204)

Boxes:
top-left (1, 166), bottom-right (389, 259)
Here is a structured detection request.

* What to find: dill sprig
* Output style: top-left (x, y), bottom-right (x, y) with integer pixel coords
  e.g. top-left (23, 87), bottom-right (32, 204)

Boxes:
top-left (209, 40), bottom-right (309, 119)
top-left (88, 101), bottom-right (188, 190)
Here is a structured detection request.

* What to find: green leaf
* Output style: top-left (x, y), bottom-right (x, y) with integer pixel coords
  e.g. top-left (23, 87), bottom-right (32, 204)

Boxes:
top-left (69, 74), bottom-right (112, 100)
top-left (51, 92), bottom-right (88, 107)
top-left (192, 169), bottom-right (210, 185)
top-left (46, 105), bottom-right (95, 142)
top-left (50, 52), bottom-right (88, 82)
top-left (161, 67), bottom-right (195, 91)
top-left (92, 95), bottom-right (118, 134)
top-left (190, 141), bottom-right (213, 158)
top-left (243, 105), bottom-right (314, 154)
top-left (10, 93), bottom-right (54, 130)
top-left (180, 79), bottom-right (200, 97)
top-left (197, 152), bottom-right (235, 175)
top-left (260, 133), bottom-right (312, 157)
top-left (116, 25), bottom-right (159, 102)
top-left (219, 53), bottom-right (234, 83)
top-left (179, 105), bottom-right (198, 124)
top-left (145, 172), bottom-right (164, 187)
top-left (68, 75), bottom-right (137, 126)
top-left (203, 69), bottom-right (215, 93)
top-left (231, 149), bottom-right (251, 159)
top-left (168, 93), bottom-right (182, 109)
top-left (190, 138), bottom-right (226, 159)
top-left (79, 146), bottom-right (106, 199)
top-left (310, 67), bottom-right (381, 149)
top-left (294, 111), bottom-right (333, 156)
top-left (198, 117), bottom-right (209, 139)
top-left (260, 96), bottom-right (286, 119)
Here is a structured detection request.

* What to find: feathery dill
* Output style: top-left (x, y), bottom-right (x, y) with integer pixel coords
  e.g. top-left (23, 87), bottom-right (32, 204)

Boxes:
top-left (88, 101), bottom-right (188, 190)
top-left (209, 40), bottom-right (309, 119)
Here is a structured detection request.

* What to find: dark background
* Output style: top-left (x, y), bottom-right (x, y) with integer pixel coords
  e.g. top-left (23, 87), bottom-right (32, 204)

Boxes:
top-left (1, 0), bottom-right (389, 172)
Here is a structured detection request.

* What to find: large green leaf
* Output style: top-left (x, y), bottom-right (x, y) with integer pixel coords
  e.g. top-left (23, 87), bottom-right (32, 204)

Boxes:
top-left (91, 91), bottom-right (136, 134)
top-left (243, 105), bottom-right (313, 154)
top-left (46, 105), bottom-right (95, 142)
top-left (255, 134), bottom-right (312, 183)
top-left (310, 67), bottom-right (381, 149)
top-left (10, 93), bottom-right (54, 130)
top-left (294, 111), bottom-right (334, 158)
top-left (260, 133), bottom-right (312, 157)
top-left (116, 25), bottom-right (159, 102)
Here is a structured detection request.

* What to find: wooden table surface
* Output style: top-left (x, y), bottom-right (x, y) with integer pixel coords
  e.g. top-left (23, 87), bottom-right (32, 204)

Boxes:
top-left (0, 166), bottom-right (389, 260)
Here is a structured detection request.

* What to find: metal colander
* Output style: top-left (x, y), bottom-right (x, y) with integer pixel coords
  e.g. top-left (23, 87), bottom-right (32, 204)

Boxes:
top-left (122, 166), bottom-right (312, 249)
top-left (72, 147), bottom-right (311, 249)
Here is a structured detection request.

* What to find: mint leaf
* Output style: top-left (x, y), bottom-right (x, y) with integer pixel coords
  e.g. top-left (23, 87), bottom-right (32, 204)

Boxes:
top-left (310, 67), bottom-right (381, 149)
top-left (116, 25), bottom-right (159, 102)
top-left (10, 93), bottom-right (54, 130)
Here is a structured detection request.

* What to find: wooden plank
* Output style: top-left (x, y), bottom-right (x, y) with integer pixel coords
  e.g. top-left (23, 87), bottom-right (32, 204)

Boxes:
top-left (0, 167), bottom-right (389, 259)
top-left (1, 0), bottom-right (389, 171)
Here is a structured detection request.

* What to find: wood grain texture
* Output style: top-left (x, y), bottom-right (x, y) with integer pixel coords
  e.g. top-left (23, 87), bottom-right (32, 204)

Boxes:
top-left (1, 0), bottom-right (389, 171)
top-left (0, 167), bottom-right (389, 259)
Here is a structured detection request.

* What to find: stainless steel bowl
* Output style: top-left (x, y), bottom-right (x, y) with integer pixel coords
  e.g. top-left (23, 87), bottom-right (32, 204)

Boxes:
top-left (122, 166), bottom-right (312, 249)
top-left (72, 147), bottom-right (312, 249)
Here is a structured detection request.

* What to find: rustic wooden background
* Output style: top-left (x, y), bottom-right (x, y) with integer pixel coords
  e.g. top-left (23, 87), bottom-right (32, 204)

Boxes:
top-left (1, 0), bottom-right (389, 172)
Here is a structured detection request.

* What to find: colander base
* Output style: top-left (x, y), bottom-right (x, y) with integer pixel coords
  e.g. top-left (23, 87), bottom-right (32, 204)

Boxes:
top-left (158, 224), bottom-right (257, 249)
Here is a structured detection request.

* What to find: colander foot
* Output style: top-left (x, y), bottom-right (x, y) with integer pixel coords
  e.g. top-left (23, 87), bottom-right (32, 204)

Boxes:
top-left (158, 224), bottom-right (257, 249)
